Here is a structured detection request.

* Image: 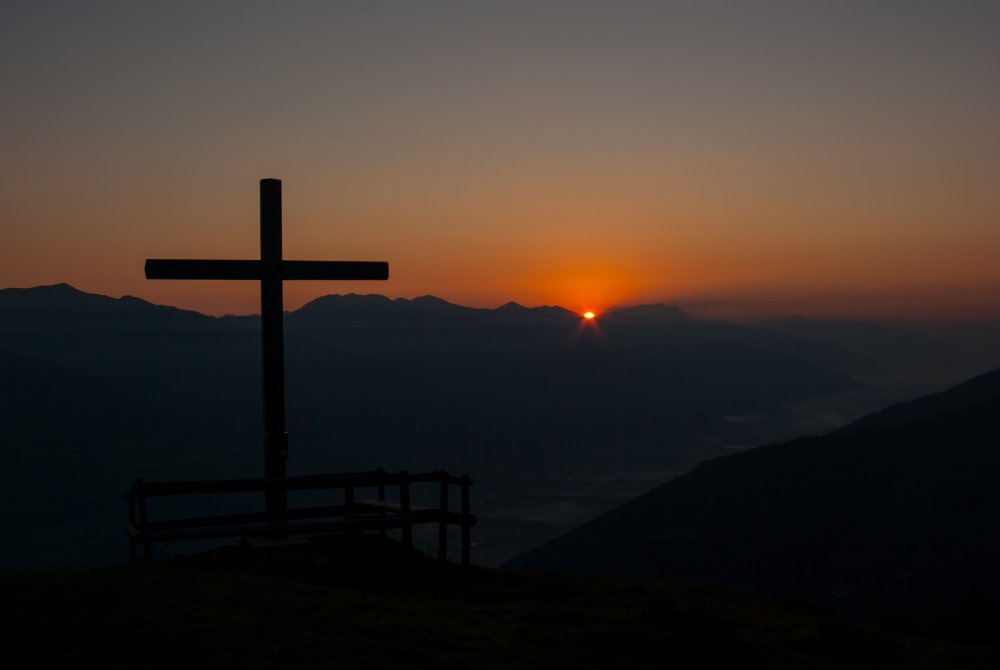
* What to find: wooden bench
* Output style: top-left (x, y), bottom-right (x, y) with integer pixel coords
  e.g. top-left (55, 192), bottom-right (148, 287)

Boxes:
top-left (125, 469), bottom-right (476, 565)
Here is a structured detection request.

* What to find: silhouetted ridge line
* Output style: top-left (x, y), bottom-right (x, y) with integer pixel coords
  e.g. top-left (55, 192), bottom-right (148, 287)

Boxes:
top-left (605, 303), bottom-right (696, 321)
top-left (293, 293), bottom-right (578, 320)
top-left (0, 283), bottom-right (213, 321)
top-left (17, 278), bottom-right (994, 571)
top-left (294, 293), bottom-right (474, 319)
top-left (504, 366), bottom-right (1000, 621)
top-left (838, 366), bottom-right (1000, 434)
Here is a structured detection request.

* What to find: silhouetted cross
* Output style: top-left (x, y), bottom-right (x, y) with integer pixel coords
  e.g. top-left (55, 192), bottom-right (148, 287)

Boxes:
top-left (145, 178), bottom-right (388, 526)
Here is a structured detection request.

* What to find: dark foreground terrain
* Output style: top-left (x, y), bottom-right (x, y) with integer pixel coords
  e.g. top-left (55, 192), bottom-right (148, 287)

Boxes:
top-left (2, 537), bottom-right (997, 670)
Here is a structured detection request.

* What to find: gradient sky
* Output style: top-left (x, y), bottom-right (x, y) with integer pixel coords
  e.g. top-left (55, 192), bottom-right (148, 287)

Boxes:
top-left (2, 1), bottom-right (999, 320)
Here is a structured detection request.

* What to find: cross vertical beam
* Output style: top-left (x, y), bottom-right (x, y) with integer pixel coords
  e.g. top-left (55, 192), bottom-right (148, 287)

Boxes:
top-left (144, 178), bottom-right (389, 535)
top-left (260, 179), bottom-right (287, 525)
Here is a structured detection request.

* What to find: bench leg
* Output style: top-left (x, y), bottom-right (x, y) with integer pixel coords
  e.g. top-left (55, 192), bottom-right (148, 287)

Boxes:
top-left (400, 472), bottom-right (412, 549)
top-left (461, 476), bottom-right (471, 567)
top-left (438, 480), bottom-right (448, 562)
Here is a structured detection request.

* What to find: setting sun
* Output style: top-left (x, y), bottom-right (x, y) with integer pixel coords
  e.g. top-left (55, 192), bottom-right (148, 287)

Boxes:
top-left (583, 311), bottom-right (596, 320)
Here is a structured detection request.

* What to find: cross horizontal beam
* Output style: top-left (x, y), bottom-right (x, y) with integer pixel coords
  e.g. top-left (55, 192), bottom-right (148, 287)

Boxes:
top-left (145, 259), bottom-right (389, 281)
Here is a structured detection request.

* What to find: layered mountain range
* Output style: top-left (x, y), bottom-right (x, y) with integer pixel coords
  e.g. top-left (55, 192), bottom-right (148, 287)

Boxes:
top-left (2, 284), bottom-right (998, 570)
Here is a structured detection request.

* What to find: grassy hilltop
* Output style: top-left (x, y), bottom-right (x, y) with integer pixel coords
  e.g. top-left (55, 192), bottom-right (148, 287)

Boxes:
top-left (2, 538), bottom-right (997, 670)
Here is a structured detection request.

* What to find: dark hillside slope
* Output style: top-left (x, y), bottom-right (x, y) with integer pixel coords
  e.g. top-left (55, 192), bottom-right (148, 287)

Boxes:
top-left (0, 347), bottom-right (230, 568)
top-left (840, 368), bottom-right (1000, 433)
top-left (506, 369), bottom-right (1000, 620)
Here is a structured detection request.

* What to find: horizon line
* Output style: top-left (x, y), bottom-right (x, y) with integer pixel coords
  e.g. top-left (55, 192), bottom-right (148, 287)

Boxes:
top-left (4, 282), bottom-right (999, 326)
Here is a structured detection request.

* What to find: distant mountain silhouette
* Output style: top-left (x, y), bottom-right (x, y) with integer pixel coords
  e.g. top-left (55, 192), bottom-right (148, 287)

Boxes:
top-left (505, 368), bottom-right (1000, 620)
top-left (295, 293), bottom-right (476, 320)
top-left (605, 303), bottom-right (696, 321)
top-left (1, 284), bottom-right (871, 568)
top-left (495, 301), bottom-right (578, 320)
top-left (0, 283), bottom-right (209, 323)
top-left (293, 293), bottom-right (578, 322)
top-left (5, 284), bottom-right (999, 570)
top-left (754, 314), bottom-right (1000, 385)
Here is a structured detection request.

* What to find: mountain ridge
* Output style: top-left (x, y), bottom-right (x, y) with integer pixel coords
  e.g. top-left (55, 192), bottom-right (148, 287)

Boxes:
top-left (1, 281), bottom-right (868, 568)
top-left (605, 303), bottom-right (696, 321)
top-left (4, 282), bottom-right (998, 571)
top-left (504, 367), bottom-right (1000, 620)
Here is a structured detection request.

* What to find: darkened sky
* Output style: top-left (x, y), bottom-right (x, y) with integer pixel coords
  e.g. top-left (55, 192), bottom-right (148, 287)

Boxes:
top-left (3, 1), bottom-right (999, 319)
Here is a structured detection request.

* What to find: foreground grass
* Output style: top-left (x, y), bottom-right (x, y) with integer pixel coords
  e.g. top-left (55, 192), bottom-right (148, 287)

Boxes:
top-left (2, 539), bottom-right (997, 669)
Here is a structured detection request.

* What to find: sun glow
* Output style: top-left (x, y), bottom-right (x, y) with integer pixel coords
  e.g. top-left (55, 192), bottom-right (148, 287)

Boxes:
top-left (583, 311), bottom-right (596, 320)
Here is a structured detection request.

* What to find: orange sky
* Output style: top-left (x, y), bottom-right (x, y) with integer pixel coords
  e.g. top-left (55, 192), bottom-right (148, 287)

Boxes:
top-left (2, 3), bottom-right (999, 321)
